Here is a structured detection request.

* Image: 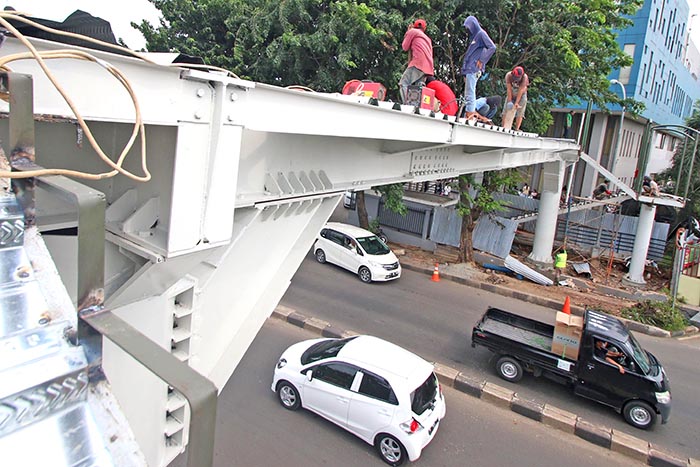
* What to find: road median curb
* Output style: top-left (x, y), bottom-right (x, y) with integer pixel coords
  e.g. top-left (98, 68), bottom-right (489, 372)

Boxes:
top-left (611, 429), bottom-right (650, 463)
top-left (575, 419), bottom-right (612, 449)
top-left (270, 305), bottom-right (692, 466)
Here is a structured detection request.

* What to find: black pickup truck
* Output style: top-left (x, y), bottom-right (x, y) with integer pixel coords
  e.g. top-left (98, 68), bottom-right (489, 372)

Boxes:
top-left (471, 307), bottom-right (671, 429)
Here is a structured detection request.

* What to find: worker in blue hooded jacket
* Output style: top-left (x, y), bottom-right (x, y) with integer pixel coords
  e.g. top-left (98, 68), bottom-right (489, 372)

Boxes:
top-left (461, 16), bottom-right (496, 120)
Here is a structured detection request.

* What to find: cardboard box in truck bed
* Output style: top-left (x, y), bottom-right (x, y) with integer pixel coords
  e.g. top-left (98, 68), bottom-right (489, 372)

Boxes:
top-left (552, 312), bottom-right (583, 360)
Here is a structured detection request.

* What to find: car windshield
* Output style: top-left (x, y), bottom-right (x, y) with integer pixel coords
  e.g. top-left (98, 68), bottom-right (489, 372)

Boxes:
top-left (301, 336), bottom-right (357, 365)
top-left (411, 373), bottom-right (438, 415)
top-left (356, 235), bottom-right (390, 255)
top-left (627, 332), bottom-right (652, 375)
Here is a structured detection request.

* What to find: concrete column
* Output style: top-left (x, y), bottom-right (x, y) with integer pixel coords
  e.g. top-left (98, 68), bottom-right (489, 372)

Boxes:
top-left (528, 161), bottom-right (565, 266)
top-left (623, 203), bottom-right (657, 286)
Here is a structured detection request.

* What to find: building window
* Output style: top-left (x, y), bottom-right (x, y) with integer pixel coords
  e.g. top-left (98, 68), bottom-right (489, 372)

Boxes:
top-left (658, 133), bottom-right (667, 150)
top-left (618, 44), bottom-right (636, 84)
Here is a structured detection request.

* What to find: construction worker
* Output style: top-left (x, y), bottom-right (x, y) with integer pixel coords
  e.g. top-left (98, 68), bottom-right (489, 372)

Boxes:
top-left (399, 19), bottom-right (434, 104)
top-left (502, 66), bottom-right (529, 130)
top-left (460, 16), bottom-right (496, 120)
top-left (593, 179), bottom-right (612, 199)
top-left (554, 249), bottom-right (567, 285)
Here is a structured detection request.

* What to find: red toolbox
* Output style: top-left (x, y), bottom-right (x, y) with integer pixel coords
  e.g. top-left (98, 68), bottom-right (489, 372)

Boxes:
top-left (342, 80), bottom-right (387, 100)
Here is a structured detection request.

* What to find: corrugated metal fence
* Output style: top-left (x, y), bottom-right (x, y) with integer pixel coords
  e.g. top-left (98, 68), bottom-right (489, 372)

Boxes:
top-left (682, 244), bottom-right (700, 277)
top-left (378, 199), bottom-right (429, 236)
top-left (378, 191), bottom-right (670, 261)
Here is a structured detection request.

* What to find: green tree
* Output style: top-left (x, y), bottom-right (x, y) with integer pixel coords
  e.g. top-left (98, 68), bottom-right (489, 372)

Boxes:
top-left (355, 183), bottom-right (407, 230)
top-left (137, 0), bottom-right (640, 120)
top-left (456, 170), bottom-right (521, 263)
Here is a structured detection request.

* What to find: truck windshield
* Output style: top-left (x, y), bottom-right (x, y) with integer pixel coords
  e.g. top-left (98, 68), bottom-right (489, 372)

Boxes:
top-left (628, 332), bottom-right (652, 375)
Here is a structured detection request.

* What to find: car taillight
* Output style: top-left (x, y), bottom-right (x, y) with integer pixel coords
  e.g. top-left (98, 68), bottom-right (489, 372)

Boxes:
top-left (439, 382), bottom-right (443, 398)
top-left (400, 418), bottom-right (423, 434)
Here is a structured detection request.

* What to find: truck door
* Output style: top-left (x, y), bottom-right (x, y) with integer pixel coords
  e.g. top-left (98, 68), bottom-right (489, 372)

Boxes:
top-left (574, 337), bottom-right (635, 409)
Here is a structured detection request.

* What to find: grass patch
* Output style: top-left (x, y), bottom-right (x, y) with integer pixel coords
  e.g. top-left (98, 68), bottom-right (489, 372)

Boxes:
top-left (620, 300), bottom-right (688, 332)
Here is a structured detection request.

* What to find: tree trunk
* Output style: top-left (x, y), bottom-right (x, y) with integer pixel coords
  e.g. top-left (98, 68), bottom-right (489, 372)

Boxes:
top-left (457, 176), bottom-right (476, 264)
top-left (356, 191), bottom-right (369, 229)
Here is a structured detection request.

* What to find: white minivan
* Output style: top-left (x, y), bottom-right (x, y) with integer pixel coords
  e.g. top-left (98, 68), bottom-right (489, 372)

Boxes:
top-left (313, 222), bottom-right (401, 283)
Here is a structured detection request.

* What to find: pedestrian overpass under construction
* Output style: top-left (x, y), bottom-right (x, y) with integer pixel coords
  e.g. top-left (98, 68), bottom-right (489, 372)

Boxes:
top-left (0, 30), bottom-right (681, 467)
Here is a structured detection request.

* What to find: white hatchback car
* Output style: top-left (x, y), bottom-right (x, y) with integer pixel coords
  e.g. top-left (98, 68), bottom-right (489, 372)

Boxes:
top-left (313, 222), bottom-right (401, 283)
top-left (271, 335), bottom-right (446, 466)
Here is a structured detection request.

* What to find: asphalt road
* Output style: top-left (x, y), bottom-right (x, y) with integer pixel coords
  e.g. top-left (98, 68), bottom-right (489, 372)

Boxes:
top-left (177, 319), bottom-right (642, 467)
top-left (280, 252), bottom-right (700, 460)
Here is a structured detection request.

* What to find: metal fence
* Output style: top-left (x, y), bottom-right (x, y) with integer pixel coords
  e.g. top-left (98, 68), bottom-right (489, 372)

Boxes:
top-left (494, 192), bottom-right (670, 261)
top-left (376, 189), bottom-right (671, 261)
top-left (430, 206), bottom-right (461, 247)
top-left (682, 244), bottom-right (700, 277)
top-left (378, 200), bottom-right (428, 236)
top-left (550, 210), bottom-right (669, 261)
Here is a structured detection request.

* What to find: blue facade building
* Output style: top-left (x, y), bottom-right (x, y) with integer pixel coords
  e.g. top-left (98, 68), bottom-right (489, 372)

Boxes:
top-left (548, 0), bottom-right (699, 197)
top-left (613, 0), bottom-right (696, 124)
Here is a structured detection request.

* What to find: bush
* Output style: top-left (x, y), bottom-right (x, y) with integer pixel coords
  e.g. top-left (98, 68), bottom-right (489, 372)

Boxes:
top-left (620, 300), bottom-right (688, 332)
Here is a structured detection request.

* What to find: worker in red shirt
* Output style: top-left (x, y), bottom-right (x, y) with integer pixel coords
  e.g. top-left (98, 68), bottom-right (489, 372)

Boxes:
top-left (425, 77), bottom-right (458, 116)
top-left (399, 18), bottom-right (434, 104)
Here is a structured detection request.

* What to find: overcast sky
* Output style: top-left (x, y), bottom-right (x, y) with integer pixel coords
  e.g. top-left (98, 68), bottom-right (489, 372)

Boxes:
top-left (3, 0), bottom-right (700, 53)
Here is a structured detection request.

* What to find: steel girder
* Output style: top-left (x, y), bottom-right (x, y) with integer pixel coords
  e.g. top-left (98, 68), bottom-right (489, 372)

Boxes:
top-left (0, 36), bottom-right (579, 466)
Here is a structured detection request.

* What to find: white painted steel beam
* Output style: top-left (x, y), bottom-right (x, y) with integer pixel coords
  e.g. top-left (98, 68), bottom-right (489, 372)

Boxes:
top-left (579, 152), bottom-right (684, 208)
top-left (0, 36), bottom-right (583, 466)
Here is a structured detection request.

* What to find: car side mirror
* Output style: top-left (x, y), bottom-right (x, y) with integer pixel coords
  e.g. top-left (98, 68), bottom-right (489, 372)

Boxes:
top-left (306, 369), bottom-right (313, 381)
top-left (356, 247), bottom-right (363, 256)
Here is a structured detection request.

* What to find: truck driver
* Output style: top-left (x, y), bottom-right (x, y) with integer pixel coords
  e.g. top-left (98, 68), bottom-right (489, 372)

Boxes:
top-left (595, 339), bottom-right (626, 374)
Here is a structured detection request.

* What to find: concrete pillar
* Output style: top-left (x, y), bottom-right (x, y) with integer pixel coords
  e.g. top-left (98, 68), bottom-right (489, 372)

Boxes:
top-left (623, 203), bottom-right (657, 286)
top-left (528, 161), bottom-right (565, 266)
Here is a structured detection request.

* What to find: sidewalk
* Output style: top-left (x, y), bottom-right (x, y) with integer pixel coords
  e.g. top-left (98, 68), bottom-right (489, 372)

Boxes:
top-left (393, 243), bottom-right (699, 338)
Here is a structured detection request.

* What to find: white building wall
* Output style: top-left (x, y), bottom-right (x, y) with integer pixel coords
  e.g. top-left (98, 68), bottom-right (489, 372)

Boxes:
top-left (646, 133), bottom-right (678, 176)
top-left (611, 119), bottom-right (645, 187)
top-left (581, 114), bottom-right (609, 196)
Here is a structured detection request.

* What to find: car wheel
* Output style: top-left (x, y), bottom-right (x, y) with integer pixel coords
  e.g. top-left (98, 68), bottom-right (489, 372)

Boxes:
top-left (276, 381), bottom-right (301, 411)
top-left (623, 400), bottom-right (656, 429)
top-left (375, 433), bottom-right (406, 466)
top-left (315, 249), bottom-right (326, 264)
top-left (358, 266), bottom-right (372, 283)
top-left (496, 356), bottom-right (523, 383)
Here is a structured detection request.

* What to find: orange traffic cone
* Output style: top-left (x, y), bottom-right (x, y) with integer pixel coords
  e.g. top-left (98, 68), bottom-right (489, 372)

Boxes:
top-left (431, 263), bottom-right (441, 282)
top-left (562, 296), bottom-right (571, 315)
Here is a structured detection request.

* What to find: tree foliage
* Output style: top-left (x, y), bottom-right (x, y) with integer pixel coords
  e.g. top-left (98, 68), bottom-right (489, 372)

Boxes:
top-left (355, 183), bottom-right (407, 230)
top-left (137, 0), bottom-right (641, 133)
